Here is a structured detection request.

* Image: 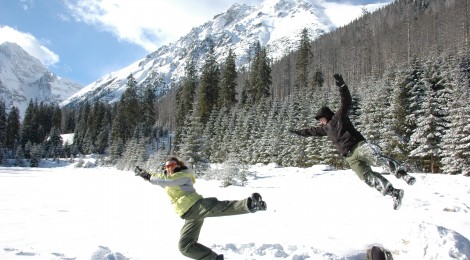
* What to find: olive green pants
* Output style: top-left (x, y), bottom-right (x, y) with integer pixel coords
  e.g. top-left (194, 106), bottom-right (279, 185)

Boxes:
top-left (345, 141), bottom-right (393, 195)
top-left (178, 197), bottom-right (251, 260)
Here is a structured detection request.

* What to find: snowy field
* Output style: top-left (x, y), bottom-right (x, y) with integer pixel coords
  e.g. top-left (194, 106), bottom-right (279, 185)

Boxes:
top-left (1, 160), bottom-right (470, 260)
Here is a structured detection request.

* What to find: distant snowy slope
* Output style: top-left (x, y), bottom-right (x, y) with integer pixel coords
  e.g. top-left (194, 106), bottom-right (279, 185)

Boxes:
top-left (60, 0), bottom-right (334, 107)
top-left (0, 42), bottom-right (82, 117)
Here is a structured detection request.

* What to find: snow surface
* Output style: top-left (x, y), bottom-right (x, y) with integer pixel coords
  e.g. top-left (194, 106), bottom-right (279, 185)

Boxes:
top-left (1, 159), bottom-right (469, 260)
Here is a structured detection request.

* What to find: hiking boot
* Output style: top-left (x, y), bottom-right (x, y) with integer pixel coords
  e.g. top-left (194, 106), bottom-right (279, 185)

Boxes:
top-left (216, 254), bottom-right (224, 260)
top-left (386, 187), bottom-right (404, 210)
top-left (248, 193), bottom-right (267, 212)
top-left (402, 174), bottom-right (416, 185)
top-left (367, 246), bottom-right (393, 260)
top-left (395, 168), bottom-right (406, 178)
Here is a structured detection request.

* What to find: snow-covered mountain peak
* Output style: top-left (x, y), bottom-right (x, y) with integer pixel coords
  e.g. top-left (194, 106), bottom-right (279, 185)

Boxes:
top-left (61, 0), bottom-right (334, 108)
top-left (0, 42), bottom-right (82, 118)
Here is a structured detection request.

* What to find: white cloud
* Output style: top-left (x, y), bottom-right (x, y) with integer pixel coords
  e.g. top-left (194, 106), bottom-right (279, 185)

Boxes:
top-left (62, 0), bottom-right (391, 52)
top-left (63, 0), bottom-right (262, 52)
top-left (321, 1), bottom-right (390, 27)
top-left (0, 25), bottom-right (60, 66)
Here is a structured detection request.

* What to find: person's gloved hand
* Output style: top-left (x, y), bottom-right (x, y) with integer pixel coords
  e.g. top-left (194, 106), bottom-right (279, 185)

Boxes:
top-left (134, 166), bottom-right (151, 181)
top-left (334, 74), bottom-right (345, 87)
top-left (134, 166), bottom-right (142, 175)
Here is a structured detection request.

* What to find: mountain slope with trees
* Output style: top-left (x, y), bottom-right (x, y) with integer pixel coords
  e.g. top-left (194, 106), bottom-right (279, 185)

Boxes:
top-left (1, 0), bottom-right (469, 176)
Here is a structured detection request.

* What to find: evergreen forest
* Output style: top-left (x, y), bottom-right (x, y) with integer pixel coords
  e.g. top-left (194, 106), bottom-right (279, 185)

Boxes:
top-left (0, 0), bottom-right (469, 175)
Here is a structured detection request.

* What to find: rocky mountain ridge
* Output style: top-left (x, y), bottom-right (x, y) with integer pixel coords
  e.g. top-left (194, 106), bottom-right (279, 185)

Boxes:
top-left (0, 42), bottom-right (82, 117)
top-left (60, 0), bottom-right (335, 107)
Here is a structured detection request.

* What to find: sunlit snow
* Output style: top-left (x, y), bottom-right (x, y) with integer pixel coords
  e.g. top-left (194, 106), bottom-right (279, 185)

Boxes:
top-left (1, 158), bottom-right (469, 259)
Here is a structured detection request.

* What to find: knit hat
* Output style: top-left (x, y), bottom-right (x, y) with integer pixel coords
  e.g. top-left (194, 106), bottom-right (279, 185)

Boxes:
top-left (314, 106), bottom-right (334, 120)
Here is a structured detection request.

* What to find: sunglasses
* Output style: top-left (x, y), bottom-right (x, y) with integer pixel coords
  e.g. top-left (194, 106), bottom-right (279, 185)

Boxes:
top-left (165, 162), bottom-right (177, 168)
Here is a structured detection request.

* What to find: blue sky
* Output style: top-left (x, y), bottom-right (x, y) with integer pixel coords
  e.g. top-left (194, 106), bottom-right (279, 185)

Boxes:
top-left (0, 0), bottom-right (391, 86)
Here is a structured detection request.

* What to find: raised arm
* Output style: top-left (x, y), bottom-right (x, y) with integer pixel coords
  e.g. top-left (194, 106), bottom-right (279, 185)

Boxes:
top-left (334, 74), bottom-right (352, 117)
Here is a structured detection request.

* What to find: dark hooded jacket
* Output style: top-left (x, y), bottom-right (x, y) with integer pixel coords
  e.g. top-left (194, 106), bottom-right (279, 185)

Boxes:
top-left (293, 84), bottom-right (365, 156)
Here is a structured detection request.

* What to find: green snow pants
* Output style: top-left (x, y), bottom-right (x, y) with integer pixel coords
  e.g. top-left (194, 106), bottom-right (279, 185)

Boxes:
top-left (178, 197), bottom-right (251, 260)
top-left (345, 141), bottom-right (392, 195)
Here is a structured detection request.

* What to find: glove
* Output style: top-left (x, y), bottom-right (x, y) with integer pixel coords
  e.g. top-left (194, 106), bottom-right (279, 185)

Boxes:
top-left (134, 166), bottom-right (142, 175)
top-left (134, 166), bottom-right (151, 181)
top-left (333, 74), bottom-right (345, 87)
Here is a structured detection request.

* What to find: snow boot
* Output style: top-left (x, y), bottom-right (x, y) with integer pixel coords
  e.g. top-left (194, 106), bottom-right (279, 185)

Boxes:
top-left (216, 254), bottom-right (224, 260)
top-left (395, 169), bottom-right (416, 185)
top-left (402, 173), bottom-right (416, 185)
top-left (367, 245), bottom-right (393, 260)
top-left (248, 193), bottom-right (267, 212)
top-left (386, 186), bottom-right (404, 210)
top-left (363, 172), bottom-right (391, 196)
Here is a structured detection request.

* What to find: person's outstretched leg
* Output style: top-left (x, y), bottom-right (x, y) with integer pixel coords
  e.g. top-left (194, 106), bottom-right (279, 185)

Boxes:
top-left (363, 171), bottom-right (404, 210)
top-left (359, 142), bottom-right (416, 185)
top-left (347, 152), bottom-right (404, 210)
top-left (183, 196), bottom-right (266, 219)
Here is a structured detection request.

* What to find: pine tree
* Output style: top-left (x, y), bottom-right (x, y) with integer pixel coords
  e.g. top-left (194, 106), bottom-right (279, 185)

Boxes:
top-left (117, 127), bottom-right (148, 170)
top-left (441, 57), bottom-right (470, 175)
top-left (46, 126), bottom-right (63, 161)
top-left (204, 108), bottom-right (222, 162)
top-left (378, 69), bottom-right (408, 160)
top-left (196, 46), bottom-right (220, 124)
top-left (392, 58), bottom-right (425, 164)
top-left (142, 84), bottom-right (157, 138)
top-left (219, 155), bottom-right (248, 187)
top-left (309, 70), bottom-right (325, 93)
top-left (30, 143), bottom-right (43, 167)
top-left (255, 99), bottom-right (282, 164)
top-left (95, 106), bottom-right (112, 154)
top-left (15, 145), bottom-right (25, 167)
top-left (73, 102), bottom-right (91, 153)
top-left (231, 105), bottom-right (255, 164)
top-left (175, 57), bottom-right (198, 150)
top-left (283, 90), bottom-right (308, 166)
top-left (250, 100), bottom-right (270, 164)
top-left (250, 42), bottom-right (272, 103)
top-left (21, 99), bottom-right (40, 145)
top-left (122, 74), bottom-right (141, 138)
top-left (240, 77), bottom-right (250, 105)
top-left (409, 59), bottom-right (448, 172)
top-left (178, 110), bottom-right (209, 176)
top-left (0, 99), bottom-right (7, 160)
top-left (359, 78), bottom-right (388, 144)
top-left (295, 28), bottom-right (311, 91)
top-left (51, 104), bottom-right (61, 129)
top-left (277, 98), bottom-right (295, 166)
top-left (219, 48), bottom-right (238, 110)
top-left (109, 103), bottom-right (127, 159)
top-left (220, 110), bottom-right (238, 162)
top-left (6, 106), bottom-right (21, 150)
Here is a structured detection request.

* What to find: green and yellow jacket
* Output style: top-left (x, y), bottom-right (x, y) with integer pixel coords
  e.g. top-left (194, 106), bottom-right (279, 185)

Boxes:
top-left (149, 166), bottom-right (203, 217)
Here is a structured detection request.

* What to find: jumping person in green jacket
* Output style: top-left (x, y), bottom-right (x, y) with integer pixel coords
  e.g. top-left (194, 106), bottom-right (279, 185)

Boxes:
top-left (135, 156), bottom-right (267, 260)
top-left (290, 74), bottom-right (416, 210)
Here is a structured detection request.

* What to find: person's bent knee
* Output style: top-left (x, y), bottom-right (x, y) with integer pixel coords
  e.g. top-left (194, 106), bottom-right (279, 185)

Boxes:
top-left (178, 240), bottom-right (192, 256)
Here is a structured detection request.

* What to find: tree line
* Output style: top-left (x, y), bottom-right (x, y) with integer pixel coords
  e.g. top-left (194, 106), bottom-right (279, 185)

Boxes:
top-left (0, 0), bottom-right (468, 175)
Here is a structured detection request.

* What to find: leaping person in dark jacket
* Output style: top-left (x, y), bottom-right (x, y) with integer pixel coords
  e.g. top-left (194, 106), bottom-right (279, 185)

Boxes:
top-left (290, 74), bottom-right (416, 210)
